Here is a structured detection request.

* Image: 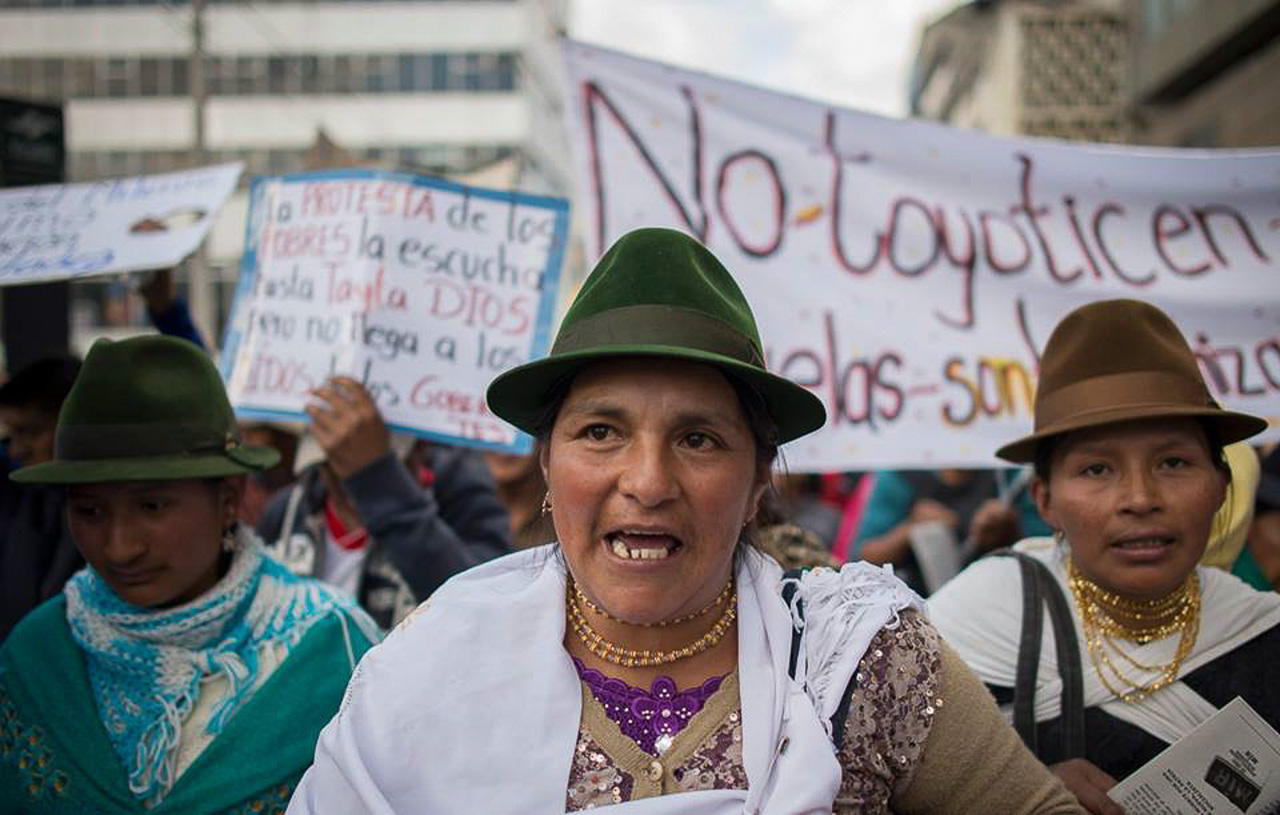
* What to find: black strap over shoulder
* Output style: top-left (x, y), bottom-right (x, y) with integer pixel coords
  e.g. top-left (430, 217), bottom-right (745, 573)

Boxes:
top-left (998, 551), bottom-right (1086, 759)
top-left (781, 568), bottom-right (858, 750)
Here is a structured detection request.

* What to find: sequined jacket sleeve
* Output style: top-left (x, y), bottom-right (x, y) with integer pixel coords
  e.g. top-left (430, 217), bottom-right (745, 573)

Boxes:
top-left (834, 612), bottom-right (1083, 815)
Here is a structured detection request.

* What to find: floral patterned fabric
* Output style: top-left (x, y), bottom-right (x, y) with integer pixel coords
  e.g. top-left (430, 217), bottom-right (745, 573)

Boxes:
top-left (574, 657), bottom-right (726, 756)
top-left (565, 611), bottom-right (942, 813)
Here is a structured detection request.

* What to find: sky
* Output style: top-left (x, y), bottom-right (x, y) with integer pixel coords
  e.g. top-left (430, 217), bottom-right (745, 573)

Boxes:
top-left (568, 0), bottom-right (966, 119)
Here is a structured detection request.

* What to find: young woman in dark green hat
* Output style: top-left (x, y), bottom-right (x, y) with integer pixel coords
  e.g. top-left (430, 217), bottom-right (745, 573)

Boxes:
top-left (289, 228), bottom-right (1080, 815)
top-left (0, 335), bottom-right (379, 815)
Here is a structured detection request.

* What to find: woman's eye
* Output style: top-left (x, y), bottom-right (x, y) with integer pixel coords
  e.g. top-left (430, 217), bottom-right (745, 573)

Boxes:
top-left (141, 499), bottom-right (171, 512)
top-left (69, 504), bottom-right (101, 520)
top-left (683, 432), bottom-right (719, 450)
top-left (1161, 456), bottom-right (1189, 469)
top-left (1081, 463), bottom-right (1109, 477)
top-left (584, 425), bottom-right (613, 442)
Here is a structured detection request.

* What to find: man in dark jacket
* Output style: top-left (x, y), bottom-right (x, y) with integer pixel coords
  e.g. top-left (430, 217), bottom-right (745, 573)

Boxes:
top-left (0, 356), bottom-right (84, 641)
top-left (256, 376), bottom-right (511, 629)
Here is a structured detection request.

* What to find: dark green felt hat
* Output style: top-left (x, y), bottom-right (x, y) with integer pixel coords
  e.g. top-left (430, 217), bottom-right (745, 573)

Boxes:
top-left (11, 335), bottom-right (279, 484)
top-left (487, 228), bottom-right (826, 443)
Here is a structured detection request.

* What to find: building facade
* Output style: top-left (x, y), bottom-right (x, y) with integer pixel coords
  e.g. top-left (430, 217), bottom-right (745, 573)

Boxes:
top-left (909, 0), bottom-right (1280, 149)
top-left (0, 0), bottom-right (570, 344)
top-left (1130, 0), bottom-right (1280, 147)
top-left (910, 0), bottom-right (1131, 143)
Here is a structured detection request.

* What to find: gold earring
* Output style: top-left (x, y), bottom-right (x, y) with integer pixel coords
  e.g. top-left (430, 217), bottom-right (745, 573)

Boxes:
top-left (540, 492), bottom-right (553, 515)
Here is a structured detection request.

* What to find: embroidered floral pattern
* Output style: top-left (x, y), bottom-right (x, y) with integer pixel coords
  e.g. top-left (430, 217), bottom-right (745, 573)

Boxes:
top-left (672, 709), bottom-right (747, 792)
top-left (574, 658), bottom-right (724, 755)
top-left (566, 731), bottom-right (633, 809)
top-left (565, 612), bottom-right (943, 812)
top-left (833, 611), bottom-right (941, 815)
top-left (0, 684), bottom-right (70, 802)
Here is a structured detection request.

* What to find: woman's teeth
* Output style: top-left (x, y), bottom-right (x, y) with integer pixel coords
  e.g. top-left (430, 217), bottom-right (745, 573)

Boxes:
top-left (1115, 537), bottom-right (1171, 549)
top-left (609, 536), bottom-right (672, 560)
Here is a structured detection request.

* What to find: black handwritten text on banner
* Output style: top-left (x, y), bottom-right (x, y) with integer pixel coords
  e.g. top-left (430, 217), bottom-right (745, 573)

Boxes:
top-left (562, 41), bottom-right (1280, 470)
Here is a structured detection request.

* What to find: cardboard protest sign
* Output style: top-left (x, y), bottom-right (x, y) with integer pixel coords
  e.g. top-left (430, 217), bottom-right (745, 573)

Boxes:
top-left (0, 163), bottom-right (242, 285)
top-left (220, 170), bottom-right (568, 453)
top-left (562, 40), bottom-right (1280, 471)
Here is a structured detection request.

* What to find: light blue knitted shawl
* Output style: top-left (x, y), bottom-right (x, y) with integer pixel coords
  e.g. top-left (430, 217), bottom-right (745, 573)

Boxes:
top-left (63, 528), bottom-right (379, 807)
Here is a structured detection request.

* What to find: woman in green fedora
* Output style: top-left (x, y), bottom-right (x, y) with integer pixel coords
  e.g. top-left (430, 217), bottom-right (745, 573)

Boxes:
top-left (289, 228), bottom-right (1080, 814)
top-left (0, 335), bottom-right (380, 815)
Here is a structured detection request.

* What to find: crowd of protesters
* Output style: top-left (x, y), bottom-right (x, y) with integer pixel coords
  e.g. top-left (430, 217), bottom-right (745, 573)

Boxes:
top-left (0, 230), bottom-right (1277, 815)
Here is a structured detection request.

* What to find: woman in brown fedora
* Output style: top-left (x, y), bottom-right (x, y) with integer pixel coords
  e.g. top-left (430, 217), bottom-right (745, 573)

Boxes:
top-left (930, 299), bottom-right (1280, 815)
top-left (0, 335), bottom-right (380, 815)
top-left (288, 228), bottom-right (1081, 814)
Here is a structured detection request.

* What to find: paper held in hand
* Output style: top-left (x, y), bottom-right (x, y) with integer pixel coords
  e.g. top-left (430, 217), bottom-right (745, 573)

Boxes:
top-left (1109, 697), bottom-right (1280, 815)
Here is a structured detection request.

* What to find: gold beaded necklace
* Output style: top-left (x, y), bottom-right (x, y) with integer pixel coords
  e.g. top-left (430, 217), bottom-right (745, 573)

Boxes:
top-left (1066, 560), bottom-right (1201, 703)
top-left (573, 579), bottom-right (733, 628)
top-left (566, 580), bottom-right (737, 668)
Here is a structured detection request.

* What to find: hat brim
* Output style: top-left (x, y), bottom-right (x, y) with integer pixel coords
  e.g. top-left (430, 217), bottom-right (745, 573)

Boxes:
top-left (487, 345), bottom-right (827, 445)
top-left (10, 446), bottom-right (280, 485)
top-left (996, 403), bottom-right (1269, 464)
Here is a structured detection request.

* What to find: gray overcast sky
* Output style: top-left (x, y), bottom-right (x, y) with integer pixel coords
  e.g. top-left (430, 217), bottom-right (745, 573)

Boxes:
top-left (568, 0), bottom-right (965, 119)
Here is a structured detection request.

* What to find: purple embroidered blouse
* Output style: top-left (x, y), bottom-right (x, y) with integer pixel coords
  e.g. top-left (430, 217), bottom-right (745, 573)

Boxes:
top-left (572, 657), bottom-right (726, 755)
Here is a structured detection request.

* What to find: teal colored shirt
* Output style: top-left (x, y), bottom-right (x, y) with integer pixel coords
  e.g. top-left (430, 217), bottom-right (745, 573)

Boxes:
top-left (0, 596), bottom-right (374, 814)
top-left (1232, 545), bottom-right (1275, 593)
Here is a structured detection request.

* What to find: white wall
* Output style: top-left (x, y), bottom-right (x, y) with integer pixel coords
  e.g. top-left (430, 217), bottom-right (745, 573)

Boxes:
top-left (0, 2), bottom-right (528, 57)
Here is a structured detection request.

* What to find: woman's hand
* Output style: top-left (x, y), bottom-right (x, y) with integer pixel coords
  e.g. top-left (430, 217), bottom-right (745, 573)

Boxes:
top-left (909, 498), bottom-right (960, 530)
top-left (307, 377), bottom-right (392, 479)
top-left (968, 498), bottom-right (1022, 553)
top-left (1050, 758), bottom-right (1125, 815)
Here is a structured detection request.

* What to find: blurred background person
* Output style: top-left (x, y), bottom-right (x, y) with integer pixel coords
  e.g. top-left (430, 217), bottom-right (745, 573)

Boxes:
top-left (853, 467), bottom-right (1049, 594)
top-left (0, 355), bottom-right (83, 641)
top-left (257, 376), bottom-right (510, 629)
top-left (1235, 445), bottom-right (1280, 591)
top-left (484, 450), bottom-right (555, 549)
top-left (237, 421), bottom-right (300, 528)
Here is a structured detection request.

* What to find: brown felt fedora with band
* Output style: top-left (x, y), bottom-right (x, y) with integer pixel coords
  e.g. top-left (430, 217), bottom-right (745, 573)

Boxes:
top-left (996, 298), bottom-right (1268, 463)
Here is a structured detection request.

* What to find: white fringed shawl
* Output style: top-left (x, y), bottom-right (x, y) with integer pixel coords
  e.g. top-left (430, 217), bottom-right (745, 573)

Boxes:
top-left (287, 545), bottom-right (922, 814)
top-left (929, 537), bottom-right (1280, 745)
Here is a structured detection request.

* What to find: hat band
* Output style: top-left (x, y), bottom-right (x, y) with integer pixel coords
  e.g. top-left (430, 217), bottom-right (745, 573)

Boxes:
top-left (552, 304), bottom-right (766, 368)
top-left (57, 423), bottom-right (235, 461)
top-left (1036, 370), bottom-right (1215, 431)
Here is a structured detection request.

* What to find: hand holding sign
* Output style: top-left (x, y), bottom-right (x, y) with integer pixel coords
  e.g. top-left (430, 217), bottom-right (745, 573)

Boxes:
top-left (307, 377), bottom-right (391, 479)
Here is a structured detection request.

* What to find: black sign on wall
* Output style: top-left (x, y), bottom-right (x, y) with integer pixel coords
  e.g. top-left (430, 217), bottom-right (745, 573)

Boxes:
top-left (0, 97), bottom-right (69, 374)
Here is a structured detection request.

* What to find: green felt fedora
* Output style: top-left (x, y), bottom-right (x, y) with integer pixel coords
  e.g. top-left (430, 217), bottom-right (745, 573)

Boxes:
top-left (486, 227), bottom-right (826, 443)
top-left (11, 335), bottom-right (279, 485)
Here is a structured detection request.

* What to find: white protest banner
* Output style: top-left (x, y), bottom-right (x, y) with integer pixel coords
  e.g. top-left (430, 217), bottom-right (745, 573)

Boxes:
top-left (0, 163), bottom-right (242, 285)
top-left (562, 40), bottom-right (1280, 471)
top-left (220, 170), bottom-right (569, 453)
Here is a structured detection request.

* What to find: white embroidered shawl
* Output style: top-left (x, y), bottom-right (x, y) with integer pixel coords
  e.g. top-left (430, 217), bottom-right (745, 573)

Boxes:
top-left (286, 545), bottom-right (922, 815)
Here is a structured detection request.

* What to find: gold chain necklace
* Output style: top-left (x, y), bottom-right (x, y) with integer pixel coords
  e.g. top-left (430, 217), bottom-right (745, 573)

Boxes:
top-left (573, 579), bottom-right (733, 628)
top-left (566, 581), bottom-right (737, 667)
top-left (1066, 561), bottom-right (1201, 703)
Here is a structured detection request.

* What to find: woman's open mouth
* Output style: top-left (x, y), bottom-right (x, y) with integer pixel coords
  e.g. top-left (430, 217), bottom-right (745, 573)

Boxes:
top-left (1111, 536), bottom-right (1174, 550)
top-left (1109, 535), bottom-right (1176, 562)
top-left (605, 530), bottom-right (683, 561)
